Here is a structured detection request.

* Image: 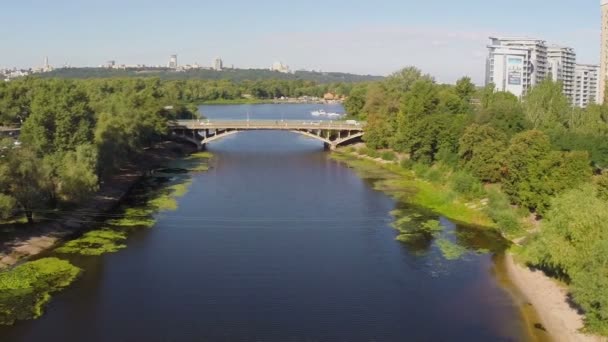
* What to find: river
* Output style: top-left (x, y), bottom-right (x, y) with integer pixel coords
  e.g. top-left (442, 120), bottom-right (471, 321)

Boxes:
top-left (0, 104), bottom-right (533, 341)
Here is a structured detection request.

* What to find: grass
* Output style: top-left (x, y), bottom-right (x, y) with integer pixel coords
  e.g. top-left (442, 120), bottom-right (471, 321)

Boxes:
top-left (0, 258), bottom-right (81, 325)
top-left (332, 149), bottom-right (495, 228)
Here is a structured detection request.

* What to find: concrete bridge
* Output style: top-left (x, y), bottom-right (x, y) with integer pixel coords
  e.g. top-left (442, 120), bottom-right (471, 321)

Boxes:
top-left (0, 127), bottom-right (20, 137)
top-left (168, 120), bottom-right (364, 150)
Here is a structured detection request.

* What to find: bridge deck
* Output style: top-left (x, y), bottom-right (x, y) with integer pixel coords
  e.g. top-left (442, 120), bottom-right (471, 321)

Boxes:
top-left (0, 127), bottom-right (20, 133)
top-left (170, 120), bottom-right (364, 131)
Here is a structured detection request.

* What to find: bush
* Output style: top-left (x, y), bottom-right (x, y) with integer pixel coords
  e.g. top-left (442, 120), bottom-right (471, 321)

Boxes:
top-left (412, 163), bottom-right (430, 178)
top-left (400, 158), bottom-right (414, 169)
top-left (358, 147), bottom-right (380, 158)
top-left (425, 168), bottom-right (443, 183)
top-left (451, 171), bottom-right (484, 199)
top-left (380, 151), bottom-right (396, 161)
top-left (343, 146), bottom-right (356, 153)
top-left (484, 187), bottom-right (523, 235)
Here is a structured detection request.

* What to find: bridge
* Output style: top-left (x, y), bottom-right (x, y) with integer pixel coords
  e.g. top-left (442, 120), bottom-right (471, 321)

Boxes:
top-left (168, 120), bottom-right (365, 150)
top-left (0, 127), bottom-right (20, 137)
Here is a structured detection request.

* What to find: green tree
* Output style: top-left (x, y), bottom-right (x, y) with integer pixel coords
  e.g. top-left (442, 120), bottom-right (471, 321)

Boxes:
top-left (20, 80), bottom-right (95, 154)
top-left (459, 124), bottom-right (508, 182)
top-left (0, 148), bottom-right (51, 223)
top-left (454, 77), bottom-right (476, 103)
top-left (344, 84), bottom-right (368, 119)
top-left (501, 130), bottom-right (552, 210)
top-left (523, 79), bottom-right (570, 130)
top-left (524, 185), bottom-right (608, 334)
top-left (476, 91), bottom-right (530, 136)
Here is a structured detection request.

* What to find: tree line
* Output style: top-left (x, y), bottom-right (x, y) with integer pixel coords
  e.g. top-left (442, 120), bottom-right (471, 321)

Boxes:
top-left (345, 67), bottom-right (608, 335)
top-left (41, 67), bottom-right (383, 84)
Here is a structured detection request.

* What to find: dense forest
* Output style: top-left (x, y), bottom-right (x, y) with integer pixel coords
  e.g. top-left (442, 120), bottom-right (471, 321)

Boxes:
top-left (40, 67), bottom-right (384, 83)
top-left (0, 77), bottom-right (354, 224)
top-left (345, 67), bottom-right (608, 335)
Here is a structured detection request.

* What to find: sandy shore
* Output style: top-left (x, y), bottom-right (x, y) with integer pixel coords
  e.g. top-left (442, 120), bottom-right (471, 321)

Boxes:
top-left (504, 253), bottom-right (606, 342)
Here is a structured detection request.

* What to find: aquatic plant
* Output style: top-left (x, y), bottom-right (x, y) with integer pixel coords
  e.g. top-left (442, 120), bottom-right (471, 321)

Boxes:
top-left (436, 239), bottom-right (468, 261)
top-left (0, 258), bottom-right (81, 325)
top-left (55, 229), bottom-right (127, 256)
top-left (107, 207), bottom-right (156, 228)
top-left (420, 219), bottom-right (442, 235)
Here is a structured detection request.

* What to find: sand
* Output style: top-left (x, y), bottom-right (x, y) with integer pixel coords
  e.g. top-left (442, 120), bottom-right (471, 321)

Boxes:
top-left (505, 254), bottom-right (606, 342)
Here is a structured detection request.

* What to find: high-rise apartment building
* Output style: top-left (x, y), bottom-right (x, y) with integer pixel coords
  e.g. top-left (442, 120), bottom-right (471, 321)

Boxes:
top-left (213, 58), bottom-right (223, 71)
top-left (574, 64), bottom-right (601, 108)
top-left (168, 55), bottom-right (178, 69)
top-left (547, 45), bottom-right (576, 104)
top-left (600, 0), bottom-right (608, 103)
top-left (486, 37), bottom-right (548, 98)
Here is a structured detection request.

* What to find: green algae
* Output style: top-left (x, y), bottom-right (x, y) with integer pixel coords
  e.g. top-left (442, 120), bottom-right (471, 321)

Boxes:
top-left (148, 195), bottom-right (178, 211)
top-left (55, 229), bottom-right (127, 256)
top-left (0, 258), bottom-right (81, 325)
top-left (436, 238), bottom-right (468, 261)
top-left (107, 207), bottom-right (156, 228)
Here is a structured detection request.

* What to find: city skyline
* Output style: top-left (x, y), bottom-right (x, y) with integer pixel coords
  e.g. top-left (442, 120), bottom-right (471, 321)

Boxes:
top-left (0, 0), bottom-right (601, 83)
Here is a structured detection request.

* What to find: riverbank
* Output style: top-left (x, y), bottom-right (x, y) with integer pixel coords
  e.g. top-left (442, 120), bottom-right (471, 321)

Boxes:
top-left (331, 148), bottom-right (495, 228)
top-left (332, 146), bottom-right (607, 342)
top-left (504, 254), bottom-right (606, 342)
top-left (0, 141), bottom-right (196, 269)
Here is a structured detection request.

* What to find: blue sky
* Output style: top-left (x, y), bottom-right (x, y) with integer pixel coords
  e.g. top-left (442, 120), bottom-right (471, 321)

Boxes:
top-left (0, 0), bottom-right (601, 83)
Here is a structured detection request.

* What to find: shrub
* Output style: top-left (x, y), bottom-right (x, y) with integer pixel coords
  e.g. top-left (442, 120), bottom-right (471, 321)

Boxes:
top-left (451, 171), bottom-right (484, 199)
top-left (380, 151), bottom-right (396, 161)
top-left (400, 158), bottom-right (414, 170)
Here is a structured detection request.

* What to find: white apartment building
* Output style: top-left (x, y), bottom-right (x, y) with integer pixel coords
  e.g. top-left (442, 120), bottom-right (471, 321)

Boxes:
top-left (271, 62), bottom-right (291, 74)
top-left (547, 45), bottom-right (576, 104)
top-left (574, 64), bottom-right (601, 108)
top-left (486, 37), bottom-right (548, 98)
top-left (213, 58), bottom-right (223, 71)
top-left (168, 55), bottom-right (178, 69)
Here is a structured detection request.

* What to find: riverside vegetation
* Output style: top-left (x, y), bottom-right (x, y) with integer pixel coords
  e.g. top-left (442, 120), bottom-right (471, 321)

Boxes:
top-left (342, 67), bottom-right (608, 335)
top-left (0, 77), bottom-right (219, 325)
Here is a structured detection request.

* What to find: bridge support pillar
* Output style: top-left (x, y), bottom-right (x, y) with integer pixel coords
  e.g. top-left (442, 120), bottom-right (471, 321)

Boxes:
top-left (324, 142), bottom-right (337, 151)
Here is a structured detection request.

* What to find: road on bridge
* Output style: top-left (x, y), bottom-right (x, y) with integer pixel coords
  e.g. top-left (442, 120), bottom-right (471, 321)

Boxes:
top-left (169, 120), bottom-right (364, 131)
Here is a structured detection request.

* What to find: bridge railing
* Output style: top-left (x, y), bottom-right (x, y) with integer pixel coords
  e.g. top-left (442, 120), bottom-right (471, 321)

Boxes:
top-left (170, 119), bottom-right (364, 130)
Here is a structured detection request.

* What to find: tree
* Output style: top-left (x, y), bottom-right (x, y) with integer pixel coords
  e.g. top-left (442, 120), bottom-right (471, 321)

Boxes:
top-left (502, 130), bottom-right (591, 213)
top-left (524, 185), bottom-right (608, 334)
top-left (523, 79), bottom-right (570, 130)
top-left (454, 77), bottom-right (476, 103)
top-left (55, 144), bottom-right (99, 203)
top-left (459, 124), bottom-right (508, 182)
top-left (344, 84), bottom-right (368, 119)
top-left (501, 130), bottom-right (552, 210)
top-left (0, 148), bottom-right (51, 223)
top-left (476, 91), bottom-right (530, 136)
top-left (20, 80), bottom-right (95, 154)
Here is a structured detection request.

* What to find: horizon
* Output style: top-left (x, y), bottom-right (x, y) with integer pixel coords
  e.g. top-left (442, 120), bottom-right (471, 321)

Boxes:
top-left (0, 0), bottom-right (601, 84)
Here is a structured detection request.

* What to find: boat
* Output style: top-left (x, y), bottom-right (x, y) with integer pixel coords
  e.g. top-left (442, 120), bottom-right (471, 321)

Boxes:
top-left (311, 109), bottom-right (327, 116)
top-left (326, 112), bottom-right (343, 118)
